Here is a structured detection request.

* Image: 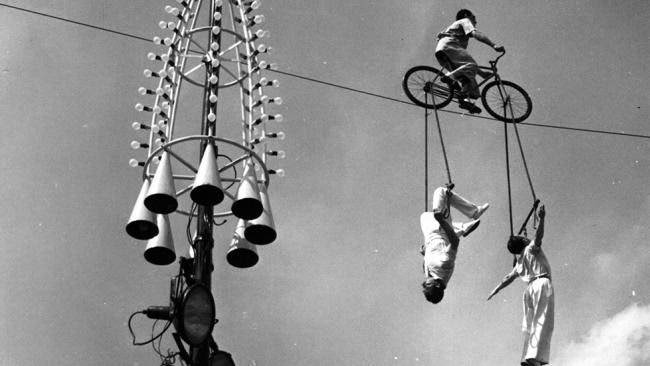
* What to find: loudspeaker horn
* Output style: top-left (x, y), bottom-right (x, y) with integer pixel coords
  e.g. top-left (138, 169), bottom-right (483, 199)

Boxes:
top-left (244, 183), bottom-right (277, 245)
top-left (144, 214), bottom-right (176, 265)
top-left (190, 143), bottom-right (224, 206)
top-left (126, 180), bottom-right (159, 240)
top-left (226, 219), bottom-right (259, 268)
top-left (231, 161), bottom-right (263, 220)
top-left (144, 152), bottom-right (178, 214)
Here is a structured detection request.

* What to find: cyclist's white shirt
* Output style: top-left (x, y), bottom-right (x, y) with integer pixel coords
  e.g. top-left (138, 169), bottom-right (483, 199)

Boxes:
top-left (437, 18), bottom-right (476, 50)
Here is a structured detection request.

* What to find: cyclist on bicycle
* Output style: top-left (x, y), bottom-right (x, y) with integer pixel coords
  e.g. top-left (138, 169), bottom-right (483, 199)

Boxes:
top-left (435, 9), bottom-right (505, 114)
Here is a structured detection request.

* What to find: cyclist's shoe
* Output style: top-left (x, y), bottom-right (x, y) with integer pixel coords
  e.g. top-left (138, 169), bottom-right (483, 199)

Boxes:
top-left (458, 99), bottom-right (482, 114)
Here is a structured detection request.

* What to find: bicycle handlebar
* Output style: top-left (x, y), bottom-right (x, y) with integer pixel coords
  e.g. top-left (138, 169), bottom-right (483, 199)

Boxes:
top-left (489, 50), bottom-right (506, 66)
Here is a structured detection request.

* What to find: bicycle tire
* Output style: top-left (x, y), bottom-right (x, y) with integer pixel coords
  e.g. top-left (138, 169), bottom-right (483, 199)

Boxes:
top-left (480, 80), bottom-right (532, 123)
top-left (402, 66), bottom-right (454, 109)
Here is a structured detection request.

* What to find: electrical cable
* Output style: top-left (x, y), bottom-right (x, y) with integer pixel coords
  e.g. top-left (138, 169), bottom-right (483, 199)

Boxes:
top-left (127, 311), bottom-right (173, 346)
top-left (2, 2), bottom-right (648, 141)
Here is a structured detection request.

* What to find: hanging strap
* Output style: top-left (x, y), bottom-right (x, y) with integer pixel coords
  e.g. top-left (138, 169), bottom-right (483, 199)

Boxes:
top-left (424, 92), bottom-right (453, 213)
top-left (503, 122), bottom-right (514, 237)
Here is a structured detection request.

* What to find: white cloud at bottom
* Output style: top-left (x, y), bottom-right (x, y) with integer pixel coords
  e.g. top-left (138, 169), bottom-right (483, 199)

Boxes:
top-left (555, 303), bottom-right (650, 366)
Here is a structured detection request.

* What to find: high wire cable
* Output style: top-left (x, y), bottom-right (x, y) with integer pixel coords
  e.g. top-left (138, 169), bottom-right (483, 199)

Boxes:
top-left (0, 3), bottom-right (151, 42)
top-left (3, 2), bottom-right (649, 140)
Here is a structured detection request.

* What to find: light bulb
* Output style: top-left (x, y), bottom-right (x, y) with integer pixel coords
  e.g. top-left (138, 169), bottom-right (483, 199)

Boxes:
top-left (152, 124), bottom-right (161, 133)
top-left (209, 75), bottom-right (219, 84)
top-left (212, 26), bottom-right (221, 35)
top-left (271, 79), bottom-right (280, 87)
top-left (158, 69), bottom-right (168, 78)
top-left (211, 59), bottom-right (220, 67)
top-left (251, 0), bottom-right (261, 10)
top-left (208, 112), bottom-right (216, 122)
top-left (147, 52), bottom-right (157, 61)
top-left (132, 122), bottom-right (144, 130)
top-left (153, 36), bottom-right (162, 45)
top-left (268, 62), bottom-right (278, 70)
top-left (138, 87), bottom-right (148, 95)
top-left (215, 0), bottom-right (223, 6)
top-left (253, 15), bottom-right (265, 25)
top-left (259, 77), bottom-right (268, 85)
top-left (210, 42), bottom-right (220, 51)
top-left (272, 114), bottom-right (283, 122)
top-left (161, 101), bottom-right (170, 110)
top-left (143, 69), bottom-right (153, 77)
top-left (271, 168), bottom-right (285, 177)
top-left (129, 159), bottom-right (140, 168)
top-left (257, 60), bottom-right (268, 69)
top-left (254, 29), bottom-right (267, 38)
top-left (158, 21), bottom-right (168, 29)
top-left (272, 97), bottom-right (283, 105)
top-left (277, 150), bottom-right (286, 159)
top-left (257, 44), bottom-right (267, 53)
top-left (131, 140), bottom-right (142, 149)
top-left (276, 131), bottom-right (285, 140)
top-left (209, 93), bottom-right (218, 103)
top-left (135, 103), bottom-right (144, 112)
top-left (163, 37), bottom-right (173, 46)
top-left (213, 11), bottom-right (222, 20)
top-left (153, 105), bottom-right (162, 114)
top-left (157, 120), bottom-right (167, 129)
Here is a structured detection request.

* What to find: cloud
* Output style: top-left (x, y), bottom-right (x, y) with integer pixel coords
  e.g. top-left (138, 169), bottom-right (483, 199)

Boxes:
top-left (555, 303), bottom-right (650, 366)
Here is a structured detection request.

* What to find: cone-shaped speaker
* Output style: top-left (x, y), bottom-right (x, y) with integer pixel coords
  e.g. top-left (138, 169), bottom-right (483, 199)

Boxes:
top-left (226, 219), bottom-right (259, 268)
top-left (231, 161), bottom-right (263, 219)
top-left (126, 180), bottom-right (159, 240)
top-left (144, 214), bottom-right (176, 265)
top-left (244, 184), bottom-right (277, 245)
top-left (190, 143), bottom-right (224, 206)
top-left (144, 152), bottom-right (178, 214)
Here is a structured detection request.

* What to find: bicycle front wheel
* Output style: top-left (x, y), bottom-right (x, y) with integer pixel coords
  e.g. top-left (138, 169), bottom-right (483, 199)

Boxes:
top-left (403, 66), bottom-right (454, 109)
top-left (481, 80), bottom-right (532, 123)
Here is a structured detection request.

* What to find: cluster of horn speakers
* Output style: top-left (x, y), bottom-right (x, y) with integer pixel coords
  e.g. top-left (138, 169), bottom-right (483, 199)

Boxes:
top-left (126, 143), bottom-right (276, 268)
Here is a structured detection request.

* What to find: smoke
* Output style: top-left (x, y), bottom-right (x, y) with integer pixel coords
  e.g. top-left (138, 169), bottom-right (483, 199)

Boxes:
top-left (555, 303), bottom-right (650, 366)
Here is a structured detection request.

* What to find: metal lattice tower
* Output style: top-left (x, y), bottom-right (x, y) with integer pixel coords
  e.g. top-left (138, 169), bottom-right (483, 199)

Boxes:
top-left (125, 1), bottom-right (283, 364)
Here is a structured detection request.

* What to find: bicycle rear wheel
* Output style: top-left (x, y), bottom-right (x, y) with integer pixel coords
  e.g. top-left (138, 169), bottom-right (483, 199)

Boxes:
top-left (481, 80), bottom-right (532, 123)
top-left (403, 66), bottom-right (454, 109)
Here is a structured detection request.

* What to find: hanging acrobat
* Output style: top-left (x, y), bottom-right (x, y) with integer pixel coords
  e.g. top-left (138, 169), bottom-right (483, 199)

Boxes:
top-left (419, 185), bottom-right (489, 304)
top-left (487, 204), bottom-right (554, 366)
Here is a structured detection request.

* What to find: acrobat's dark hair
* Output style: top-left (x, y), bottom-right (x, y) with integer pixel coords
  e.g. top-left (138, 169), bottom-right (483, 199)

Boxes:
top-left (422, 277), bottom-right (445, 304)
top-left (456, 9), bottom-right (474, 21)
top-left (507, 235), bottom-right (530, 255)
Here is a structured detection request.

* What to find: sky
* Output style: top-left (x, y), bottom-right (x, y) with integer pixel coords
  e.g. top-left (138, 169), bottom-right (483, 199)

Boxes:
top-left (0, 0), bottom-right (648, 365)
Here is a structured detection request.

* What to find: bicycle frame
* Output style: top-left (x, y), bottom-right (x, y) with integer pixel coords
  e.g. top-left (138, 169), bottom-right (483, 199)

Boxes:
top-left (442, 50), bottom-right (506, 91)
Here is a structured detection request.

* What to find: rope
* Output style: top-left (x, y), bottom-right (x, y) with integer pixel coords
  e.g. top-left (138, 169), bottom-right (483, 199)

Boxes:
top-left (433, 102), bottom-right (453, 187)
top-left (504, 122), bottom-right (514, 237)
top-left (424, 96), bottom-right (429, 212)
top-left (510, 106), bottom-right (537, 201)
top-left (424, 89), bottom-right (453, 212)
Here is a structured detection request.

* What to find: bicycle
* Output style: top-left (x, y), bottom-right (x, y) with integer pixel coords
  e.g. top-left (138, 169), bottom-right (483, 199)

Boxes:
top-left (402, 51), bottom-right (532, 123)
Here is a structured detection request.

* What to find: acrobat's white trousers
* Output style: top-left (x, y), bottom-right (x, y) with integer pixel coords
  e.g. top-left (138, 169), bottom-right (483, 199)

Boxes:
top-left (521, 277), bottom-right (554, 365)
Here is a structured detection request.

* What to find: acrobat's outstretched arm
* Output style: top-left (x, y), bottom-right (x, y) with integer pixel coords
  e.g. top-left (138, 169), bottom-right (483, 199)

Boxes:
top-left (487, 267), bottom-right (517, 300)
